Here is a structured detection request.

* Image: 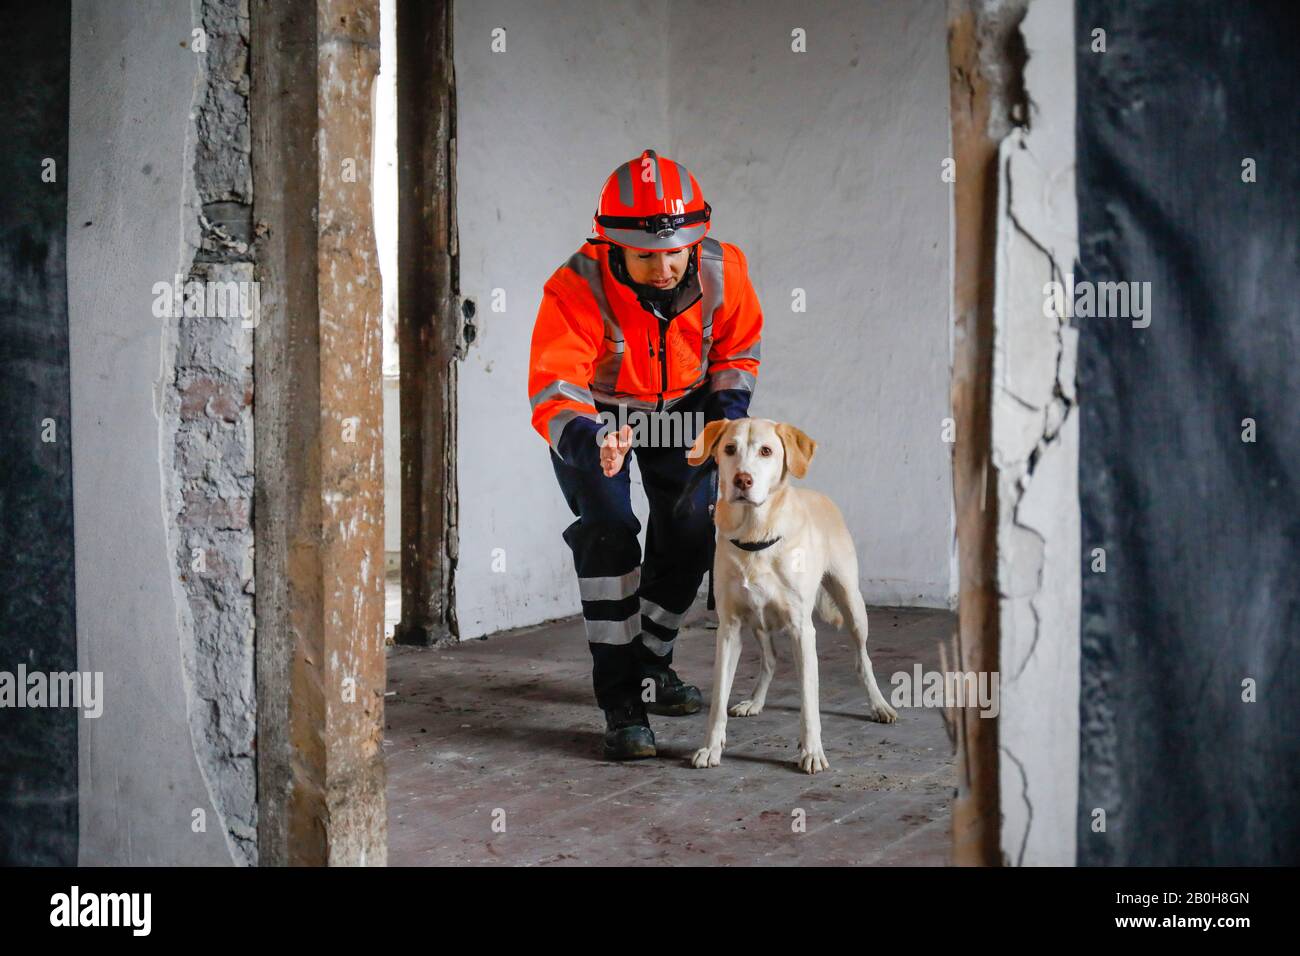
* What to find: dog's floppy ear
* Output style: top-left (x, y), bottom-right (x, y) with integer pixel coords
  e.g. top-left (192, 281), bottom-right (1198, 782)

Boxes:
top-left (686, 418), bottom-right (730, 467)
top-left (775, 423), bottom-right (817, 479)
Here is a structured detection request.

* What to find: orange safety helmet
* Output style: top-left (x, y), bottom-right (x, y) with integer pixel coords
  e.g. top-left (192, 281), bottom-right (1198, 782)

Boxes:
top-left (592, 148), bottom-right (712, 253)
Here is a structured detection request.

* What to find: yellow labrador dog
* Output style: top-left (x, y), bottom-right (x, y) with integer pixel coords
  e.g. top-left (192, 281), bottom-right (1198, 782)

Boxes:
top-left (686, 418), bottom-right (897, 774)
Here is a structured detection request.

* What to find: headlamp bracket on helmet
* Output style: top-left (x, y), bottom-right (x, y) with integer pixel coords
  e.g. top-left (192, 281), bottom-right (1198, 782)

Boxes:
top-left (594, 201), bottom-right (712, 238)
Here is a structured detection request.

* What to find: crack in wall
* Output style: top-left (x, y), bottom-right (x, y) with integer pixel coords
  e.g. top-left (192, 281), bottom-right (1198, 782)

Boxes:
top-left (997, 143), bottom-right (1077, 691)
top-left (999, 743), bottom-right (1034, 866)
top-left (988, 0), bottom-right (1081, 865)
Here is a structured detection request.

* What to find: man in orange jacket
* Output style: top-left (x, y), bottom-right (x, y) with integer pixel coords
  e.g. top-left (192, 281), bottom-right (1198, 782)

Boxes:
top-left (528, 149), bottom-right (762, 760)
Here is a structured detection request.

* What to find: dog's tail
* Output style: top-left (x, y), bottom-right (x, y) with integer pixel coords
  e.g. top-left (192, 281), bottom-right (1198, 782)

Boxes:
top-left (814, 580), bottom-right (844, 629)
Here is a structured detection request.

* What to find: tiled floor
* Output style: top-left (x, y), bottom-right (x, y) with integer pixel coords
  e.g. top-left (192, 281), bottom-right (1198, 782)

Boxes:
top-left (385, 598), bottom-right (956, 866)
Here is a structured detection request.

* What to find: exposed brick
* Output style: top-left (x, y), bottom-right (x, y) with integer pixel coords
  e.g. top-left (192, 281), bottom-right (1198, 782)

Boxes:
top-left (179, 373), bottom-right (245, 422)
top-left (164, 0), bottom-right (259, 869)
top-left (180, 491), bottom-right (250, 530)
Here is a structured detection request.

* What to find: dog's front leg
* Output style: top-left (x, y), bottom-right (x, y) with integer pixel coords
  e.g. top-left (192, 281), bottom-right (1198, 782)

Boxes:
top-left (691, 614), bottom-right (742, 768)
top-left (730, 624), bottom-right (775, 717)
top-left (793, 618), bottom-right (829, 773)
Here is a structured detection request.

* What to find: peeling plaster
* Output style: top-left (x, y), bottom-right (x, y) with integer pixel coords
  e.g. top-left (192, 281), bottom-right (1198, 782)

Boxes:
top-left (991, 0), bottom-right (1080, 867)
top-left (161, 0), bottom-right (257, 865)
top-left (970, 0), bottom-right (1031, 142)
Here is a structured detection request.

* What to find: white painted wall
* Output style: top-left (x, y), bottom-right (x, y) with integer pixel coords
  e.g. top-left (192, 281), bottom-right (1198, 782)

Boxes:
top-left (993, 0), bottom-right (1080, 866)
top-left (454, 0), bottom-right (953, 639)
top-left (666, 0), bottom-right (953, 607)
top-left (454, 0), bottom-right (671, 638)
top-left (68, 0), bottom-right (231, 865)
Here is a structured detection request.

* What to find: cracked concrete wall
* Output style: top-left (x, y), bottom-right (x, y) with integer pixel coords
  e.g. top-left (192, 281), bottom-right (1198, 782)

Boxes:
top-left (163, 0), bottom-right (257, 864)
top-left (992, 0), bottom-right (1079, 866)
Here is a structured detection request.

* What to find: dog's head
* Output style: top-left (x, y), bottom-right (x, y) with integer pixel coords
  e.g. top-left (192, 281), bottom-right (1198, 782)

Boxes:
top-left (686, 417), bottom-right (816, 507)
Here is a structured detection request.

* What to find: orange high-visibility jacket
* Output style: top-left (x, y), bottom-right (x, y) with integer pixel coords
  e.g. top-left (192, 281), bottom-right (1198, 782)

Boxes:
top-left (528, 237), bottom-right (762, 469)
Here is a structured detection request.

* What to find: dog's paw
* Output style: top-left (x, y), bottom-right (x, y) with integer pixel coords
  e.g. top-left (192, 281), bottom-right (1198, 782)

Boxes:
top-left (729, 699), bottom-right (763, 717)
top-left (690, 745), bottom-right (722, 769)
top-left (869, 700), bottom-right (898, 724)
top-left (798, 747), bottom-right (830, 774)
top-left (797, 744), bottom-right (830, 774)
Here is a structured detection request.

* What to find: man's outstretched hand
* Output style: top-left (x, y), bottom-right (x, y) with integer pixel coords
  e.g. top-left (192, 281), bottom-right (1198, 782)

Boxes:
top-left (600, 424), bottom-right (634, 477)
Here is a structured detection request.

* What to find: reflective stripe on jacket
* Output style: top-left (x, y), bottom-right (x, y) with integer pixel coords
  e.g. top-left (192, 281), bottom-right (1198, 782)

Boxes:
top-left (528, 236), bottom-right (762, 465)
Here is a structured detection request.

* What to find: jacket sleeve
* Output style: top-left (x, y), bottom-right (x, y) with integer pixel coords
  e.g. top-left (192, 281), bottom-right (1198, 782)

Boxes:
top-left (528, 272), bottom-right (608, 471)
top-left (704, 244), bottom-right (762, 424)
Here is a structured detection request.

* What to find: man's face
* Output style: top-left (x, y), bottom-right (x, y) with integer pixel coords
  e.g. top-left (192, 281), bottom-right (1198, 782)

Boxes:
top-left (623, 246), bottom-right (690, 289)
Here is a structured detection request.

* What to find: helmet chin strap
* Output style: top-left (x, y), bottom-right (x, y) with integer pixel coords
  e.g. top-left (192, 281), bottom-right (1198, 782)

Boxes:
top-left (609, 244), bottom-right (699, 312)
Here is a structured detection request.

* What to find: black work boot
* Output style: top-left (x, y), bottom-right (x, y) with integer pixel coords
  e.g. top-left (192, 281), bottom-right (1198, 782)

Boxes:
top-left (640, 663), bottom-right (703, 716)
top-left (602, 698), bottom-right (656, 760)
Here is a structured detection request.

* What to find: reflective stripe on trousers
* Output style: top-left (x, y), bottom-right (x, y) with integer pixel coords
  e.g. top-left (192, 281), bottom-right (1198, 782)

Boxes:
top-left (549, 388), bottom-right (716, 707)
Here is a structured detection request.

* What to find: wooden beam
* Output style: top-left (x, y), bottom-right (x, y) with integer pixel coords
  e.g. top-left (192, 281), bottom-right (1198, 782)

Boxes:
top-left (394, 0), bottom-right (459, 647)
top-left (946, 0), bottom-right (1007, 867)
top-left (252, 0), bottom-right (386, 866)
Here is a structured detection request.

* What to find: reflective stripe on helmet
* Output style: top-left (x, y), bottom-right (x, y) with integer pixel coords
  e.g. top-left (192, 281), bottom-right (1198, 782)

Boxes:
top-left (673, 161), bottom-right (694, 204)
top-left (616, 161), bottom-right (634, 208)
top-left (646, 149), bottom-right (664, 200)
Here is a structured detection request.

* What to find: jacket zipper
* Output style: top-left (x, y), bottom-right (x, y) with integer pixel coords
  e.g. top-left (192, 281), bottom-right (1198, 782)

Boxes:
top-left (633, 269), bottom-right (701, 414)
top-left (655, 318), bottom-right (668, 411)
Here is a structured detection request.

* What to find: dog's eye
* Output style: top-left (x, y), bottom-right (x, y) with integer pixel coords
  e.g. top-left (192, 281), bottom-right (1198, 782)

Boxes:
top-left (759, 446), bottom-right (772, 457)
top-left (724, 444), bottom-right (736, 455)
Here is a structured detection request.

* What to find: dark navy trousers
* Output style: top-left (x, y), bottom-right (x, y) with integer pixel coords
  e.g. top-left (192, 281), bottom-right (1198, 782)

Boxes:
top-left (549, 388), bottom-right (716, 710)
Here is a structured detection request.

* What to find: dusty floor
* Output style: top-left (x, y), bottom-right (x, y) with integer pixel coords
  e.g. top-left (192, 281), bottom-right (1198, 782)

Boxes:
top-left (384, 594), bottom-right (956, 866)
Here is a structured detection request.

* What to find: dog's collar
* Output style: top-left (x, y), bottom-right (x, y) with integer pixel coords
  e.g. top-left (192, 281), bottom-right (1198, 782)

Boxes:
top-left (727, 536), bottom-right (782, 552)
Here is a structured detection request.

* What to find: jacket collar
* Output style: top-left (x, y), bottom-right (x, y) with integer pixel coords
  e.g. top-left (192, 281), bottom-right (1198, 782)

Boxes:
top-left (600, 242), bottom-right (702, 320)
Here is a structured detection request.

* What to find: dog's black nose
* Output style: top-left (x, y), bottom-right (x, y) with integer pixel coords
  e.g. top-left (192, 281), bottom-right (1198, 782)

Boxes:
top-left (733, 472), bottom-right (753, 491)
